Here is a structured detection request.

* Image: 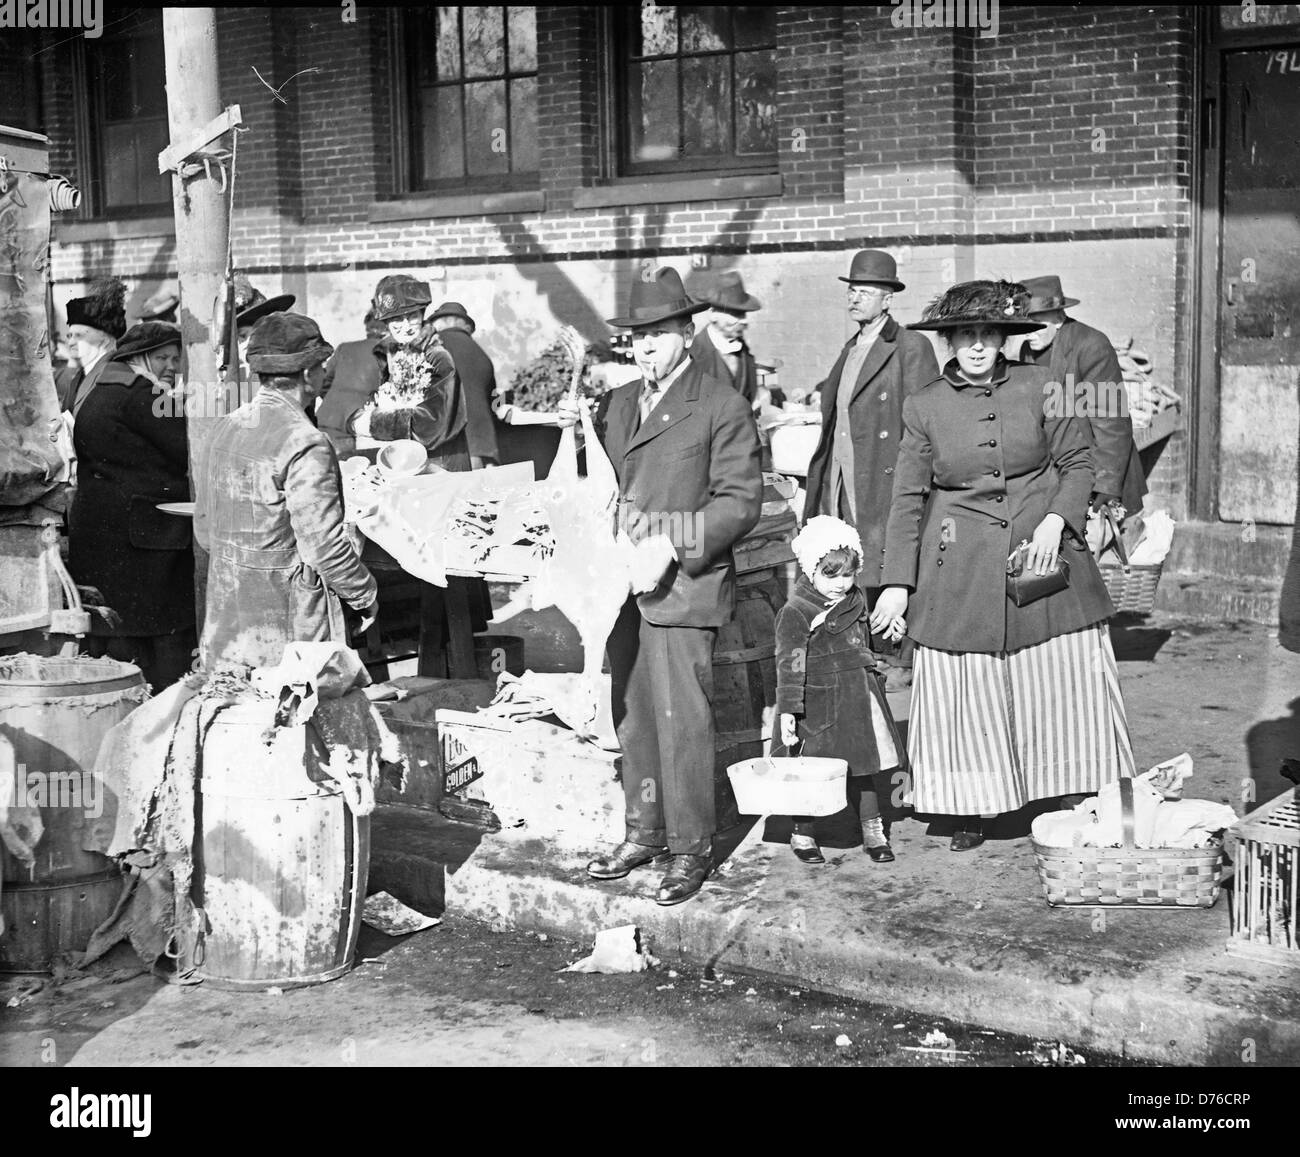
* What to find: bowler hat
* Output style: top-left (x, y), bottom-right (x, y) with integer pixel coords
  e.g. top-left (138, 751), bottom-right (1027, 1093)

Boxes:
top-left (138, 283), bottom-right (179, 324)
top-left (838, 249), bottom-right (905, 292)
top-left (111, 321), bottom-right (182, 362)
top-left (246, 312), bottom-right (334, 375)
top-left (606, 267), bottom-right (708, 328)
top-left (907, 279), bottom-right (1044, 335)
top-left (697, 271), bottom-right (761, 313)
top-left (372, 275), bottom-right (432, 324)
top-left (233, 273), bottom-right (295, 329)
top-left (430, 300), bottom-right (476, 330)
top-left (1021, 274), bottom-right (1080, 315)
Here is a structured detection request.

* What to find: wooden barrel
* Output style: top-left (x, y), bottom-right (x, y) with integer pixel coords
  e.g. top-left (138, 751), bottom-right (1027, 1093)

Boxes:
top-left (712, 570), bottom-right (783, 828)
top-left (185, 700), bottom-right (370, 989)
top-left (0, 655), bottom-right (146, 973)
top-left (733, 473), bottom-right (798, 577)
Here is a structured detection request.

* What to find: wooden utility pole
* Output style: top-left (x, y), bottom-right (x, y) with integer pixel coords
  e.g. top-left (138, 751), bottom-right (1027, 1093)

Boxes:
top-left (163, 7), bottom-right (228, 632)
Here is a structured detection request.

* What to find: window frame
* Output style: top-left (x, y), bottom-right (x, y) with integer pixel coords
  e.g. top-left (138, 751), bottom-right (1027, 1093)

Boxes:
top-left (390, 5), bottom-right (540, 196)
top-left (612, 4), bottom-right (778, 179)
top-left (77, 11), bottom-right (172, 220)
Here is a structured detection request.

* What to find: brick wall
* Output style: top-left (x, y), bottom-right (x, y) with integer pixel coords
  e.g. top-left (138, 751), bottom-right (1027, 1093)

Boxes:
top-left (15, 5), bottom-right (1201, 518)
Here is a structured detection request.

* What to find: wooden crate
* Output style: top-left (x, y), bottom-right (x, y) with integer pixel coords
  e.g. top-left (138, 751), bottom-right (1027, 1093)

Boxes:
top-left (1225, 788), bottom-right (1300, 967)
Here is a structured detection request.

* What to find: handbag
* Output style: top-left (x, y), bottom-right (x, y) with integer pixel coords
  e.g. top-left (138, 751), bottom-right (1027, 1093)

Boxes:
top-left (1006, 539), bottom-right (1070, 607)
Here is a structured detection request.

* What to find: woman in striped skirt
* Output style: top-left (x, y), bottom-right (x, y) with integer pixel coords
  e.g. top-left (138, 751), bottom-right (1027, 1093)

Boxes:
top-left (869, 280), bottom-right (1135, 850)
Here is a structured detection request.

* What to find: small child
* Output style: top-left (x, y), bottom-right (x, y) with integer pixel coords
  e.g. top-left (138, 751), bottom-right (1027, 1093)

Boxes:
top-left (773, 516), bottom-right (908, 864)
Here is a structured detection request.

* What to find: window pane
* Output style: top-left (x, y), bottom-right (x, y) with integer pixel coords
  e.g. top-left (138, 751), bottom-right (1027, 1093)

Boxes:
top-left (509, 76), bottom-right (538, 173)
top-left (132, 37), bottom-right (167, 117)
top-left (507, 6), bottom-right (536, 72)
top-left (99, 41), bottom-right (135, 121)
top-left (682, 55), bottom-right (730, 156)
top-left (733, 6), bottom-right (775, 48)
top-left (734, 49), bottom-right (776, 155)
top-left (628, 59), bottom-right (680, 163)
top-left (435, 7), bottom-right (461, 81)
top-left (136, 119), bottom-right (170, 204)
top-left (463, 7), bottom-right (505, 78)
top-left (104, 123), bottom-right (139, 206)
top-left (465, 79), bottom-right (509, 175)
top-left (637, 1), bottom-right (677, 57)
top-left (680, 6), bottom-right (729, 52)
top-left (421, 86), bottom-right (465, 183)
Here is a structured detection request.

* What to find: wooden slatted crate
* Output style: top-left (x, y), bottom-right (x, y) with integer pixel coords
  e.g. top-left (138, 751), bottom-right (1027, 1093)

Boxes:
top-left (1225, 787), bottom-right (1300, 967)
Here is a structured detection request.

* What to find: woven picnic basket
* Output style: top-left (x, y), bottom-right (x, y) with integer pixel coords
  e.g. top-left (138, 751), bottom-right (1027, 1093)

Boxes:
top-left (1095, 508), bottom-right (1163, 614)
top-left (1032, 777), bottom-right (1224, 908)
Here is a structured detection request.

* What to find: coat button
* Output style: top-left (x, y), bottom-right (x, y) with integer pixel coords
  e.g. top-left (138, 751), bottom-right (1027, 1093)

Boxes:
top-left (996, 495), bottom-right (1004, 503)
top-left (936, 558), bottom-right (943, 566)
top-left (1000, 519), bottom-right (1008, 527)
top-left (992, 469), bottom-right (1001, 477)
top-left (989, 439), bottom-right (997, 447)
top-left (884, 466), bottom-right (894, 475)
top-left (987, 412), bottom-right (996, 420)
top-left (878, 431), bottom-right (888, 439)
top-left (879, 392), bottom-right (888, 401)
top-left (939, 543), bottom-right (946, 551)
top-left (984, 389), bottom-right (992, 397)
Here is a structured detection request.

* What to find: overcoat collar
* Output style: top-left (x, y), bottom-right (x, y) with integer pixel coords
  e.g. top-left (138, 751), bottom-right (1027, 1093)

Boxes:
top-left (941, 353), bottom-right (1012, 391)
top-left (820, 313), bottom-right (900, 421)
top-left (789, 574), bottom-right (865, 634)
top-left (620, 356), bottom-right (702, 454)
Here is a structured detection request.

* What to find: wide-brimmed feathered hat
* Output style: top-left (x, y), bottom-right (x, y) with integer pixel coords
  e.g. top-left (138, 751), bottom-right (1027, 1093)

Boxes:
top-left (372, 275), bottom-right (432, 323)
top-left (246, 312), bottom-right (334, 375)
top-left (908, 279), bottom-right (1044, 335)
top-left (111, 321), bottom-right (182, 362)
top-left (607, 266), bottom-right (708, 328)
top-left (66, 278), bottom-right (128, 339)
top-left (233, 272), bottom-right (296, 329)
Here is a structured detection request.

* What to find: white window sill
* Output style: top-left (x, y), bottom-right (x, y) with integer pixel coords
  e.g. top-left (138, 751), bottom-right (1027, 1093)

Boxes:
top-left (370, 189), bottom-right (545, 223)
top-left (572, 173), bottom-right (782, 210)
top-left (53, 216), bottom-right (176, 243)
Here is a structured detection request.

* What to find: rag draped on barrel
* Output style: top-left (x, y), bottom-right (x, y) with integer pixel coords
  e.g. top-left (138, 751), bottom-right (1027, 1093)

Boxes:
top-left (79, 662), bottom-right (400, 972)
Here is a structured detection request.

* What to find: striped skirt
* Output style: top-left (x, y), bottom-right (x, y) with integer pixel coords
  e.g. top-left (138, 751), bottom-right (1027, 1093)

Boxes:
top-left (907, 624), bottom-right (1136, 816)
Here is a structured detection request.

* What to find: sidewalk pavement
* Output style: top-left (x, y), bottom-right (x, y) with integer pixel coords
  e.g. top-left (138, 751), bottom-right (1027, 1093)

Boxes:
top-left (370, 615), bottom-right (1300, 1066)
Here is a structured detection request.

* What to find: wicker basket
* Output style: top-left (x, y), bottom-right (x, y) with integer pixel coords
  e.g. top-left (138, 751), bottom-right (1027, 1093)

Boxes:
top-left (1095, 509), bottom-right (1164, 614)
top-left (1032, 777), bottom-right (1224, 908)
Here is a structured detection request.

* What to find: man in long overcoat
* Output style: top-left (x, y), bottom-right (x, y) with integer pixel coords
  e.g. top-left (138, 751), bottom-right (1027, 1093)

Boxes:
top-left (1017, 275), bottom-right (1147, 519)
top-left (317, 305), bottom-right (385, 456)
top-left (559, 267), bottom-right (762, 906)
top-left (804, 250), bottom-right (940, 686)
top-left (688, 272), bottom-right (762, 406)
top-left (196, 313), bottom-right (377, 670)
top-left (430, 300), bottom-right (501, 468)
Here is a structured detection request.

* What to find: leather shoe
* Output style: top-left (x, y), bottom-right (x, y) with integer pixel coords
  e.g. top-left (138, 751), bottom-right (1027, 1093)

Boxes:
top-left (655, 854), bottom-right (712, 905)
top-left (587, 840), bottom-right (671, 880)
top-left (950, 824), bottom-right (985, 851)
top-left (791, 839), bottom-right (825, 865)
top-left (865, 842), bottom-right (895, 863)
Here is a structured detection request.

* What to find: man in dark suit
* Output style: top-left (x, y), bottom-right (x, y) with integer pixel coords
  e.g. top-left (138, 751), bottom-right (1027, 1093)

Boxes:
top-left (316, 306), bottom-right (385, 456)
top-left (804, 249), bottom-right (940, 688)
top-left (689, 271), bottom-right (761, 406)
top-left (558, 267), bottom-right (763, 905)
top-left (1018, 274), bottom-right (1148, 520)
top-left (430, 300), bottom-right (500, 468)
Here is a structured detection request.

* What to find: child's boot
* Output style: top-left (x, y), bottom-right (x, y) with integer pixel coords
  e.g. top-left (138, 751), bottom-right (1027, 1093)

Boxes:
top-left (862, 816), bottom-right (895, 863)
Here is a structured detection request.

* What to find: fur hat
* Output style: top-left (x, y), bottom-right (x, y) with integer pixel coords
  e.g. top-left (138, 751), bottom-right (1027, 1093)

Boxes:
top-left (908, 279), bottom-right (1043, 335)
top-left (372, 275), bottom-right (432, 323)
top-left (66, 278), bottom-right (127, 339)
top-left (246, 312), bottom-right (334, 375)
top-left (791, 515), bottom-right (864, 579)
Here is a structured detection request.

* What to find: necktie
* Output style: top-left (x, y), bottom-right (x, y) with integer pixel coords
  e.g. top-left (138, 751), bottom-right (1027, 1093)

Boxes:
top-left (639, 380), bottom-right (661, 423)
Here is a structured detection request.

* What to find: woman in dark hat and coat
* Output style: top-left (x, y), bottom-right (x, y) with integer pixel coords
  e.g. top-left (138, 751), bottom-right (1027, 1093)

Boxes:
top-left (870, 281), bottom-right (1136, 850)
top-left (69, 321), bottom-right (196, 691)
top-left (345, 274), bottom-right (469, 470)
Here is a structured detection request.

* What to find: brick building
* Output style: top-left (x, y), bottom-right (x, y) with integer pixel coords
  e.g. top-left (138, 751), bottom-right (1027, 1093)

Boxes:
top-left (2, 5), bottom-right (1297, 614)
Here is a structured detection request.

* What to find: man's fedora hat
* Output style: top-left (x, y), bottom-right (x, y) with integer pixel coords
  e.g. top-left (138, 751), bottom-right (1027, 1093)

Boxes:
top-left (111, 321), bottom-right (182, 362)
top-left (697, 271), bottom-right (761, 313)
top-left (233, 272), bottom-right (295, 329)
top-left (430, 300), bottom-right (476, 330)
top-left (907, 279), bottom-right (1044, 335)
top-left (838, 249), bottom-right (905, 292)
top-left (1021, 275), bottom-right (1080, 315)
top-left (606, 266), bottom-right (708, 328)
top-left (138, 283), bottom-right (179, 324)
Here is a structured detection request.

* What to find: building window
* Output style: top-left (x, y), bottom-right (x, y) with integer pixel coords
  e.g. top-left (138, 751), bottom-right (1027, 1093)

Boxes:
top-left (83, 12), bottom-right (171, 216)
top-left (616, 4), bottom-right (777, 176)
top-left (398, 6), bottom-right (538, 192)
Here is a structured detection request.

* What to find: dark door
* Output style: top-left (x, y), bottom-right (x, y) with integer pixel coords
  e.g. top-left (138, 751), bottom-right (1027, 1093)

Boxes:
top-left (1217, 46), bottom-right (1300, 525)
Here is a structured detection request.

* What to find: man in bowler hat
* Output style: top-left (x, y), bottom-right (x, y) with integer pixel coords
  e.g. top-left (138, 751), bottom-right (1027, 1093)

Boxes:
top-left (804, 249), bottom-right (940, 689)
top-left (1018, 274), bottom-right (1147, 520)
top-left (558, 267), bottom-right (763, 905)
top-left (689, 271), bottom-right (762, 406)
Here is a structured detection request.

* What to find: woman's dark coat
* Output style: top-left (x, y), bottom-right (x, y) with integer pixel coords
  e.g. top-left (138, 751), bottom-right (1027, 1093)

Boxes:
top-left (69, 362), bottom-right (194, 636)
top-left (881, 355), bottom-right (1115, 654)
top-left (771, 577), bottom-right (906, 776)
